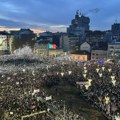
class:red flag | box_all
[52,44,56,49]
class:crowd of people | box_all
[0,56,84,120]
[77,62,120,120]
[0,54,120,120]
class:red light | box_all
[52,44,56,49]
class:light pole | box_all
[108,68,112,72]
[99,73,103,78]
[61,72,64,77]
[96,68,99,73]
[102,66,105,71]
[83,73,87,78]
[84,69,87,74]
[68,71,72,75]
[111,75,116,86]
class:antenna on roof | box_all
[115,17,118,23]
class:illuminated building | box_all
[71,51,90,61]
[91,50,107,60]
[0,35,14,55]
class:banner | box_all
[45,96,52,101]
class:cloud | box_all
[0,0,120,32]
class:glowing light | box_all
[61,72,64,76]
[85,85,89,90]
[99,73,102,77]
[111,75,115,80]
[84,70,87,73]
[83,73,87,78]
[105,96,110,104]
[96,68,99,73]
[108,68,112,72]
[84,66,87,70]
[68,71,72,75]
[102,66,105,71]
[111,79,116,86]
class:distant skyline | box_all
[0,0,120,32]
[0,27,44,33]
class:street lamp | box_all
[111,79,116,86]
[108,68,112,72]
[99,73,102,78]
[61,72,64,76]
[111,75,116,86]
[96,68,99,73]
[102,66,105,71]
[111,75,115,80]
[84,66,87,70]
[83,73,87,78]
[68,71,72,75]
[88,78,92,86]
[105,96,110,105]
[85,84,89,90]
[84,70,87,74]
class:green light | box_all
[48,44,52,49]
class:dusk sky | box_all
[0,0,120,32]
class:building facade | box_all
[111,23,120,42]
[67,10,90,36]
[91,50,107,60]
[61,35,80,53]
[0,35,14,55]
[107,42,120,60]
[60,35,70,52]
[71,51,90,61]
[80,42,91,52]
[71,54,88,61]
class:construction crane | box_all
[78,8,100,16]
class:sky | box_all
[0,0,120,33]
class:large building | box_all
[34,39,63,56]
[111,23,120,42]
[67,10,90,36]
[10,28,36,49]
[107,42,120,60]
[61,35,80,53]
[60,35,69,52]
[34,41,48,55]
[86,31,106,43]
[0,35,14,55]
[91,50,107,60]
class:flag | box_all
[48,43,56,49]
[48,44,52,49]
[52,44,56,49]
